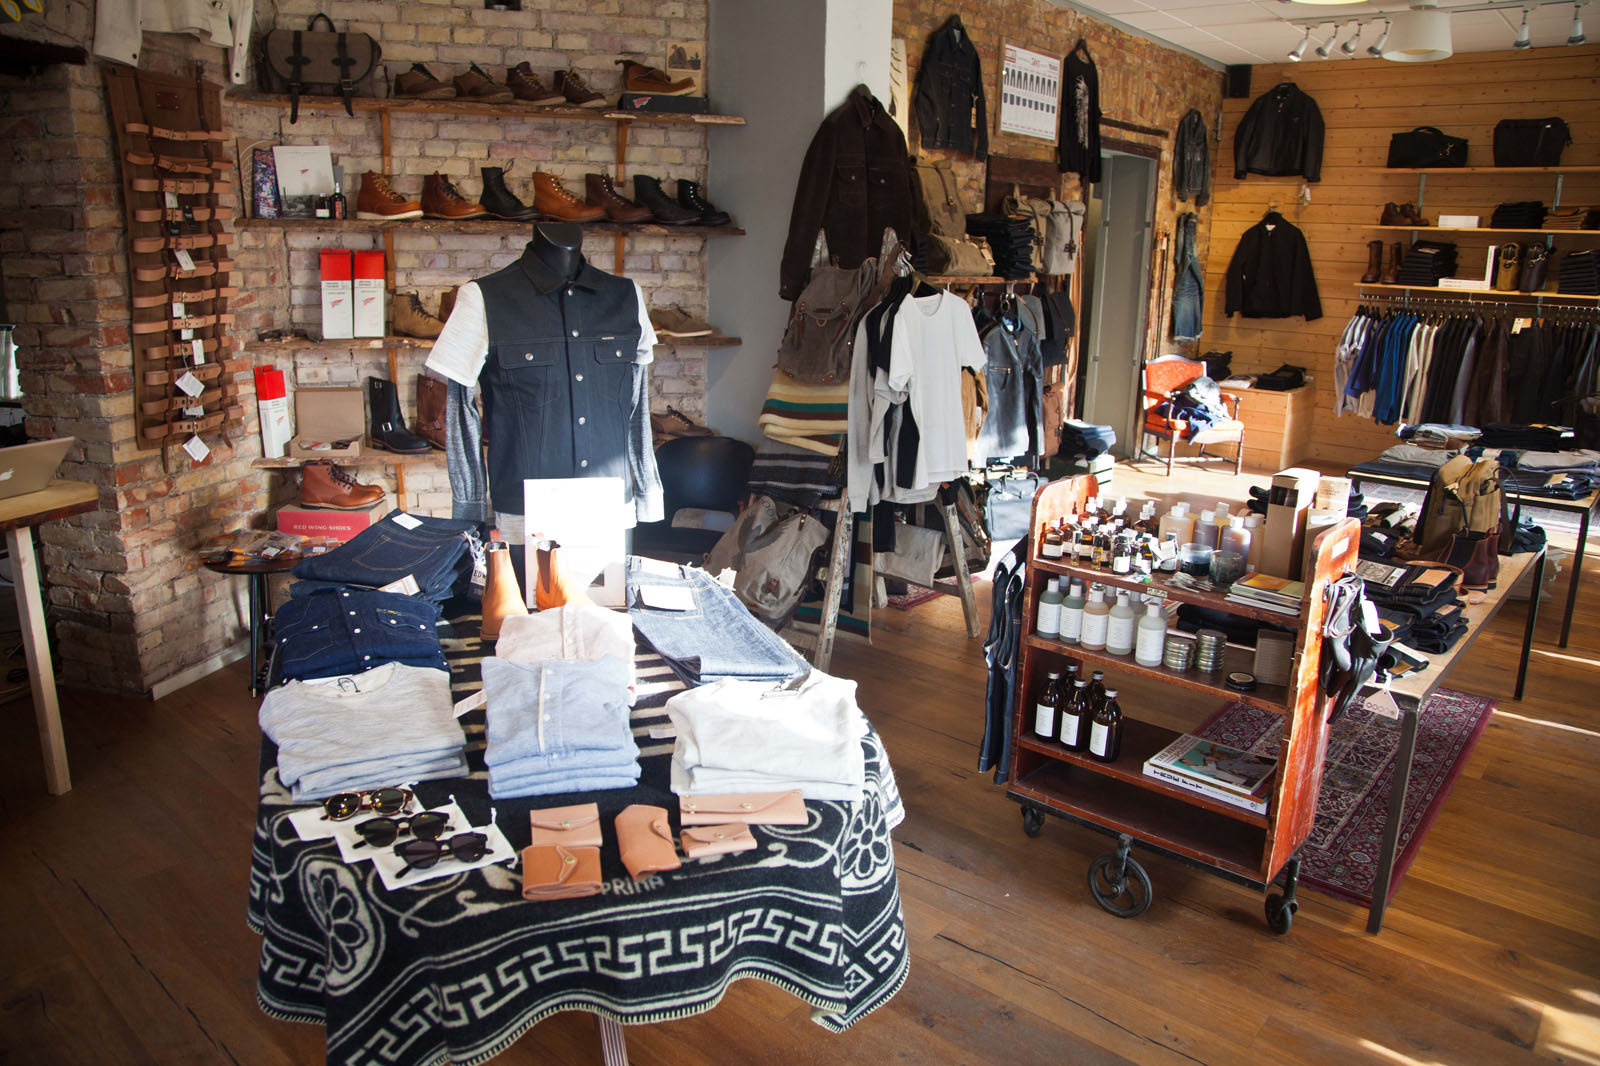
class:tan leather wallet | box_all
[614,804,681,881]
[521,844,603,901]
[529,802,603,848]
[680,823,758,859]
[679,790,807,827]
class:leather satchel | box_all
[257,13,382,123]
[983,468,1044,542]
[680,824,758,859]
[614,804,681,881]
[521,844,603,901]
[1386,126,1468,168]
[1493,117,1571,167]
[529,802,602,848]
[679,789,807,826]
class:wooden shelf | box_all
[1379,165,1600,174]
[1366,226,1600,237]
[655,332,740,347]
[927,274,1036,286]
[1024,632,1290,716]
[1015,718,1271,828]
[253,452,442,469]
[235,217,744,238]
[1354,283,1600,302]
[246,335,432,352]
[1031,556,1306,628]
[226,90,746,126]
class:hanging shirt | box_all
[974,317,1044,462]
[1223,213,1321,320]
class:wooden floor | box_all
[2,462,1596,1066]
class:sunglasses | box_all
[322,787,413,821]
[394,832,488,877]
[354,810,451,849]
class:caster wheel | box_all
[1265,892,1298,935]
[1087,852,1152,918]
[1021,806,1046,838]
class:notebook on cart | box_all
[0,437,74,500]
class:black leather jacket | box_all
[1175,108,1210,207]
[913,14,987,160]
[1233,82,1323,182]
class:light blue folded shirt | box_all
[482,654,638,769]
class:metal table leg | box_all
[597,1016,628,1066]
[1515,549,1545,701]
[247,573,262,698]
[1560,506,1588,649]
[1368,700,1420,934]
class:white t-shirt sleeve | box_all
[633,281,657,365]
[423,281,489,387]
[954,310,986,372]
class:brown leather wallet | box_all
[529,802,602,848]
[521,844,602,901]
[680,823,758,859]
[614,804,681,881]
[679,790,807,827]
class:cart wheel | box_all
[1087,852,1152,918]
[1020,806,1046,838]
[1265,892,1298,935]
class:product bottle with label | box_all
[1135,601,1168,667]
[330,176,348,220]
[1080,588,1110,650]
[1159,503,1196,545]
[1106,590,1137,655]
[1136,537,1157,576]
[1088,688,1124,761]
[1159,531,1181,572]
[1033,670,1064,739]
[1041,527,1065,560]
[1193,509,1220,550]
[1111,533,1133,575]
[1035,576,1064,639]
[1058,580,1086,644]
[1059,678,1091,751]
[1244,514,1265,572]
[1087,669,1106,711]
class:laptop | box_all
[0,437,75,501]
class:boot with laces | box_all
[631,174,698,224]
[356,172,422,220]
[507,62,565,105]
[422,173,489,220]
[454,63,514,102]
[531,172,606,222]
[299,461,385,511]
[584,172,652,223]
[676,179,731,226]
[393,292,445,339]
[481,165,539,221]
[554,68,607,108]
[615,59,696,95]
[393,63,455,100]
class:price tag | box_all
[171,301,185,319]
[379,573,421,596]
[453,690,487,718]
[173,248,196,272]
[391,512,423,530]
[164,192,180,209]
[174,370,205,397]
[182,434,210,462]
[1364,685,1401,721]
[191,338,206,363]
[183,405,205,418]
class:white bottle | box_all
[1106,591,1137,655]
[1080,587,1110,650]
[1135,601,1167,666]
[1059,580,1086,644]
[1036,576,1063,639]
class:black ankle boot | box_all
[632,175,699,224]
[676,179,731,226]
[366,377,432,454]
[481,165,538,221]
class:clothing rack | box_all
[1358,289,1600,320]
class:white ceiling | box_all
[1056,0,1587,67]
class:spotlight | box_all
[1341,22,1363,55]
[1315,23,1338,57]
[1513,7,1532,48]
[1288,27,1312,60]
[1367,18,1391,56]
[1570,2,1586,45]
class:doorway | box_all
[1076,146,1158,459]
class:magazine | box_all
[1144,765,1269,814]
[1144,734,1278,798]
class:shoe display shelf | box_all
[234,217,745,239]
[247,332,744,352]
[1006,474,1359,935]
[251,453,441,469]
[227,90,747,127]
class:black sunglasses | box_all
[322,787,413,821]
[354,810,451,849]
[394,832,488,877]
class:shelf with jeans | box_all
[1352,282,1600,302]
[1366,226,1600,238]
[227,90,746,127]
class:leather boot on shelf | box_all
[1361,239,1384,284]
[676,179,731,226]
[585,172,652,223]
[531,172,606,222]
[1380,242,1403,285]
[422,173,490,220]
[438,285,459,324]
[393,63,455,100]
[632,175,699,224]
[506,62,565,105]
[1399,202,1427,227]
[1496,242,1524,291]
[415,373,448,450]
[300,461,385,510]
[367,376,432,454]
[393,291,445,339]
[453,63,514,102]
[554,69,607,108]
[615,59,696,95]
[480,165,539,221]
[1520,242,1549,292]
[480,535,528,640]
[1379,201,1406,226]
[356,172,423,220]
[533,539,587,611]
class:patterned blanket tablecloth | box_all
[246,610,908,1066]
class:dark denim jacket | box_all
[913,15,987,160]
[1175,108,1210,207]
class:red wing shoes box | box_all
[615,93,710,114]
[276,502,383,542]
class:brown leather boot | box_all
[453,63,514,102]
[438,285,459,324]
[1361,239,1383,284]
[393,292,444,339]
[356,172,422,220]
[532,172,606,222]
[615,59,696,95]
[506,62,565,105]
[299,461,385,510]
[584,172,652,222]
[554,69,607,108]
[393,63,455,100]
[422,173,489,220]
[480,539,528,639]
[415,373,447,450]
[1380,242,1403,285]
[533,539,587,610]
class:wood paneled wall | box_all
[1200,45,1600,469]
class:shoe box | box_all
[276,502,383,542]
[287,386,364,459]
[615,92,709,114]
[253,366,292,459]
[352,250,385,338]
[321,250,354,340]
[1261,467,1321,580]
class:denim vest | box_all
[477,249,642,516]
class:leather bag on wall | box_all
[257,13,382,122]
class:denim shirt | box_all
[272,587,446,682]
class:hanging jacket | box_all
[1171,211,1204,341]
[1175,108,1210,207]
[1233,83,1324,182]
[913,14,987,160]
[1223,211,1321,320]
[1057,41,1102,184]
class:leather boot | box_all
[422,173,489,220]
[438,285,458,324]
[506,62,565,105]
[1380,242,1403,285]
[531,172,606,222]
[585,172,652,223]
[415,373,447,450]
[615,59,696,95]
[1379,202,1406,226]
[480,539,528,640]
[1496,242,1523,291]
[393,291,444,339]
[1361,239,1383,284]
[1520,242,1549,292]
[366,377,431,454]
[300,461,385,510]
[480,165,538,221]
[676,179,731,226]
[533,539,587,610]
[632,174,698,224]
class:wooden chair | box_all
[1140,356,1245,476]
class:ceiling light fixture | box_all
[1288,26,1313,59]
[1384,0,1453,62]
[1282,0,1365,5]
[1570,2,1587,44]
[1341,21,1365,54]
[1315,23,1339,56]
[1512,6,1533,47]
[1367,18,1391,55]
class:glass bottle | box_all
[1088,688,1124,761]
[1041,526,1065,560]
[330,176,347,220]
[1059,678,1091,751]
[1193,509,1220,550]
[1087,669,1107,713]
[1111,533,1132,575]
[1080,588,1110,650]
[1035,576,1064,639]
[1135,601,1168,667]
[1136,537,1157,576]
[1159,531,1181,572]
[1106,591,1137,656]
[1058,580,1086,644]
[1034,670,1064,739]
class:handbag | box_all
[912,161,991,276]
[776,261,878,384]
[1385,126,1468,168]
[257,13,382,123]
[983,469,1044,543]
[1493,117,1571,166]
[703,495,830,629]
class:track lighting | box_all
[1512,7,1532,47]
[1341,22,1364,55]
[1570,2,1586,45]
[1315,23,1338,57]
[1288,26,1312,59]
[1367,18,1391,55]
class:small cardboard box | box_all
[1260,467,1321,580]
[320,249,353,340]
[276,503,382,542]
[352,250,385,338]
[253,366,292,459]
[288,386,364,459]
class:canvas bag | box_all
[703,495,829,629]
[775,262,878,385]
[1002,184,1053,273]
[912,161,990,275]
[1415,454,1511,554]
[257,13,382,122]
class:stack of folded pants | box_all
[1057,419,1116,459]
[1366,562,1466,655]
[626,557,811,685]
[1478,424,1575,450]
[1395,242,1457,286]
[291,509,481,604]
[481,654,640,799]
[259,661,465,800]
[964,213,1035,278]
[272,586,447,682]
[1490,201,1546,229]
[664,669,868,801]
[1558,249,1600,295]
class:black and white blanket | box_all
[246,607,908,1066]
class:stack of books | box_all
[199,530,313,564]
[1143,735,1278,814]
[1225,572,1305,616]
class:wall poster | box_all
[998,43,1060,141]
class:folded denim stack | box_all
[1557,249,1600,295]
[1489,201,1546,229]
[1365,562,1466,655]
[1057,419,1117,459]
[664,669,868,801]
[481,655,639,799]
[626,557,811,685]
[259,662,465,799]
[1542,206,1587,231]
[291,509,481,604]
[1477,423,1574,450]
[1395,242,1457,286]
[964,213,1035,279]
[273,586,447,681]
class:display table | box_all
[247,609,909,1066]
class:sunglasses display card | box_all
[371,820,517,892]
[328,802,468,864]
